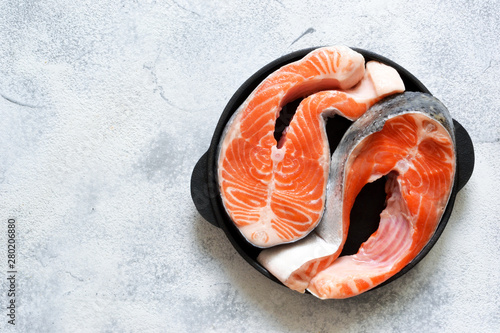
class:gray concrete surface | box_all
[0,1,499,332]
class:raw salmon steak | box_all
[261,92,456,298]
[217,46,404,247]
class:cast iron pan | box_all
[190,47,475,294]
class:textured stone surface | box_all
[0,0,499,332]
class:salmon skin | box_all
[217,46,404,248]
[259,92,456,298]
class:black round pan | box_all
[190,47,475,294]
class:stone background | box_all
[1,1,499,332]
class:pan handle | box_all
[454,119,475,191]
[190,151,219,227]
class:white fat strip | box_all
[257,233,341,284]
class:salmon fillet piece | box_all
[260,92,456,298]
[218,46,404,248]
[309,93,456,299]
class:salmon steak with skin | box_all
[260,92,456,298]
[217,46,404,248]
[308,92,456,299]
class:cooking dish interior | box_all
[191,47,475,290]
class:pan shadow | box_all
[192,203,455,332]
